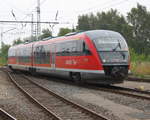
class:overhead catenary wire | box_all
[40,0,47,6]
[75,0,129,15]
[57,0,129,24]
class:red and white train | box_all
[8,30,130,84]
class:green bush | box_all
[130,48,150,62]
[129,48,150,76]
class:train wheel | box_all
[70,72,82,83]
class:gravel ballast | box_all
[0,70,53,120]
[28,74,150,120]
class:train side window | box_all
[40,46,44,63]
[43,45,50,64]
[61,42,67,56]
[76,40,82,54]
[55,40,91,56]
[35,46,41,64]
[34,45,50,64]
[56,43,61,56]
[72,47,76,52]
[66,42,72,54]
[70,41,77,55]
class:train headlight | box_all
[103,59,106,63]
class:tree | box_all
[127,4,150,55]
[0,42,10,65]
[77,15,91,30]
[58,28,72,36]
[39,29,52,40]
[13,38,23,45]
[77,9,133,47]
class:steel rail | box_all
[0,108,17,120]
[111,85,150,96]
[127,77,150,83]
[20,69,150,101]
[89,85,150,101]
[6,71,62,120]
[22,75,109,120]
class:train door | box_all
[50,44,56,69]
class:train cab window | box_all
[82,42,91,55]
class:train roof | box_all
[9,30,121,49]
[84,30,122,40]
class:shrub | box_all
[129,48,150,75]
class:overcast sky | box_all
[0,0,150,45]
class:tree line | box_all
[77,4,150,56]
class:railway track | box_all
[27,72,150,101]
[6,70,109,120]
[0,108,17,120]
[93,85,150,101]
[28,72,150,101]
[127,76,150,83]
[20,71,150,101]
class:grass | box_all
[129,48,150,77]
[0,58,7,66]
[131,62,150,77]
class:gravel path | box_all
[28,74,150,120]
[0,70,54,120]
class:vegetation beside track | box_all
[130,49,150,77]
[0,43,10,66]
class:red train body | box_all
[8,30,130,84]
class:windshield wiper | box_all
[112,42,121,51]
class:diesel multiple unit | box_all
[8,30,130,84]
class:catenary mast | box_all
[37,0,41,40]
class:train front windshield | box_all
[93,35,128,51]
[86,30,129,64]
[86,30,128,51]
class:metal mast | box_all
[37,0,41,40]
[30,13,34,42]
